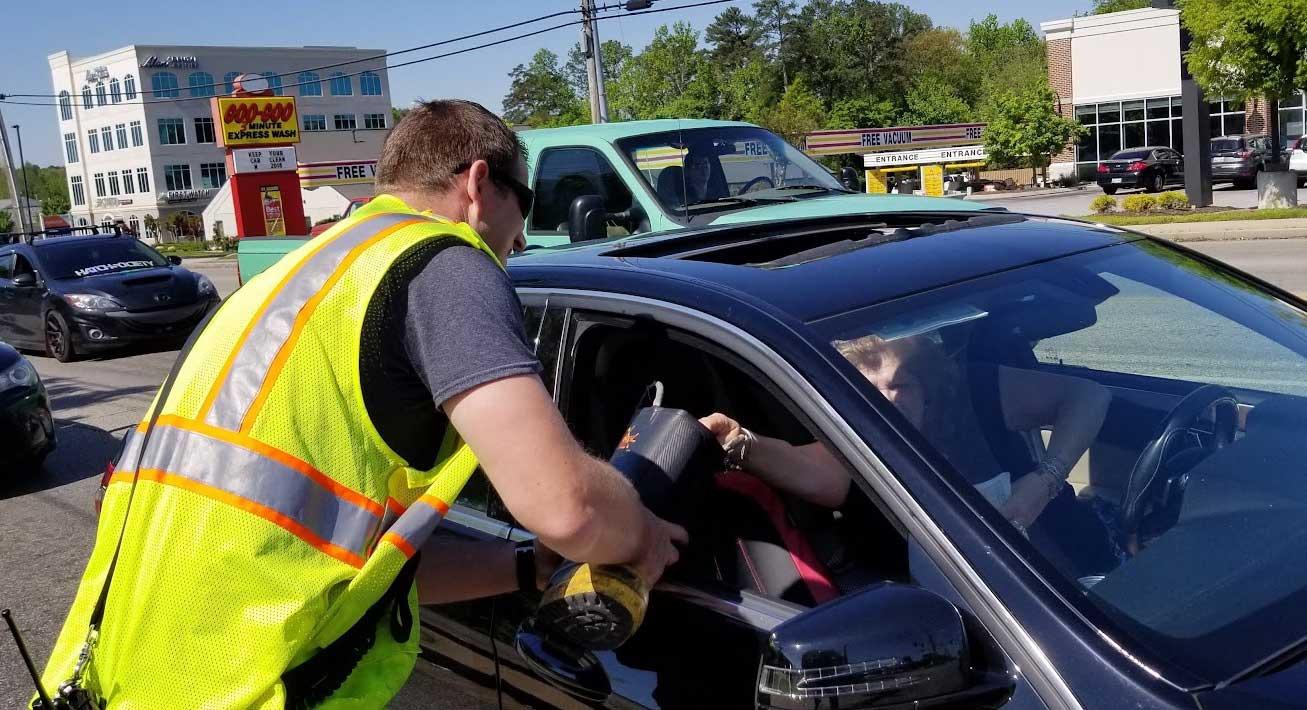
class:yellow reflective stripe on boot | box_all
[117,417,386,567]
[201,211,430,431]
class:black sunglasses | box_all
[455,162,534,219]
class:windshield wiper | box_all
[1220,633,1307,688]
[771,184,853,193]
[683,194,794,209]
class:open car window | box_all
[814,239,1307,685]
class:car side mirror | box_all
[757,582,1013,709]
[567,194,608,243]
[840,166,862,191]
[12,272,36,288]
[515,620,612,703]
[168,255,183,266]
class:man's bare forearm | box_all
[543,453,649,565]
[416,537,517,605]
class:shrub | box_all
[1122,194,1158,213]
[1090,195,1118,214]
[1157,191,1189,210]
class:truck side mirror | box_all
[567,195,608,243]
[12,272,37,288]
[757,582,1013,709]
[840,166,862,191]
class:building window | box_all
[124,74,137,100]
[108,172,121,196]
[58,91,72,121]
[265,73,282,96]
[116,123,128,149]
[78,218,88,227]
[199,162,227,189]
[158,118,186,145]
[121,169,135,194]
[1210,99,1247,138]
[100,217,113,229]
[297,71,322,96]
[329,72,351,96]
[194,117,216,144]
[164,164,192,191]
[95,83,107,106]
[136,167,150,193]
[64,133,78,164]
[1073,95,1183,178]
[303,114,326,131]
[130,120,143,147]
[1278,93,1305,144]
[100,126,114,152]
[151,72,180,98]
[128,215,140,234]
[110,78,122,103]
[88,129,99,154]
[70,176,85,206]
[189,72,216,98]
[82,86,93,109]
[93,173,106,197]
[334,114,356,131]
[359,71,382,96]
[223,72,241,95]
[363,113,386,130]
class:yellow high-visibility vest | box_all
[41,195,500,708]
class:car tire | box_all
[1147,172,1164,193]
[1102,186,1118,195]
[45,311,77,363]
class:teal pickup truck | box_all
[237,119,986,282]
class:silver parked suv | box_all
[1210,134,1271,189]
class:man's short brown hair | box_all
[375,99,526,195]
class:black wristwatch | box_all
[514,539,537,593]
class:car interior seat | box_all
[655,167,687,209]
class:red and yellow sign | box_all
[261,186,286,236]
[216,96,300,147]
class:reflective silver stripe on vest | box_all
[140,424,383,558]
[115,428,147,475]
[383,497,448,553]
[205,211,431,431]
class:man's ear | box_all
[465,159,490,205]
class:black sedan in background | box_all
[0,341,54,473]
[1097,146,1185,194]
[0,233,219,361]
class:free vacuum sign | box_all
[215,96,300,147]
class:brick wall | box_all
[1047,37,1078,163]
[1245,97,1269,134]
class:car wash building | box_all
[1042,6,1287,183]
[48,44,391,238]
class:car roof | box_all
[517,119,754,150]
[509,213,1140,323]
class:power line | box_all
[1,0,736,107]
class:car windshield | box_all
[814,240,1307,684]
[1211,138,1244,152]
[615,126,845,216]
[1111,149,1152,160]
[37,239,169,279]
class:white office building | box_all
[48,44,393,238]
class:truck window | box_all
[530,148,634,235]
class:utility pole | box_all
[0,108,30,234]
[12,125,35,232]
[582,0,609,123]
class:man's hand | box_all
[1000,473,1058,528]
[533,539,563,591]
[630,510,689,588]
[699,412,741,448]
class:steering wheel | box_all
[739,176,774,194]
[1120,385,1239,537]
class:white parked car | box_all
[1288,136,1307,185]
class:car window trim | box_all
[516,286,1085,710]
[527,144,638,237]
[445,504,513,540]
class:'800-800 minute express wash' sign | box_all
[215,96,300,147]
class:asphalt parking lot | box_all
[978,182,1307,217]
[2,237,1306,708]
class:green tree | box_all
[564,40,634,99]
[755,0,799,88]
[756,75,825,145]
[1092,0,1149,13]
[609,23,717,120]
[825,97,899,129]
[902,76,971,126]
[502,49,583,127]
[1180,0,1307,161]
[391,106,411,126]
[967,14,1047,113]
[984,84,1087,183]
[903,27,980,108]
[717,57,780,123]
[42,192,70,217]
[0,209,14,234]
[706,6,763,69]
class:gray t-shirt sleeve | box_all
[403,245,543,409]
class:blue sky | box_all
[0,0,1087,165]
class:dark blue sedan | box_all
[417,211,1307,710]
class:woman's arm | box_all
[416,537,561,605]
[700,413,851,508]
[998,365,1112,470]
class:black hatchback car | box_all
[414,212,1307,709]
[0,340,54,473]
[1096,146,1184,194]
[0,231,219,361]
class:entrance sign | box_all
[863,145,988,168]
[215,96,300,147]
[233,147,297,174]
[806,123,986,156]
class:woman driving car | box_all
[701,332,1122,579]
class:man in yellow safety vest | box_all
[39,99,685,708]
